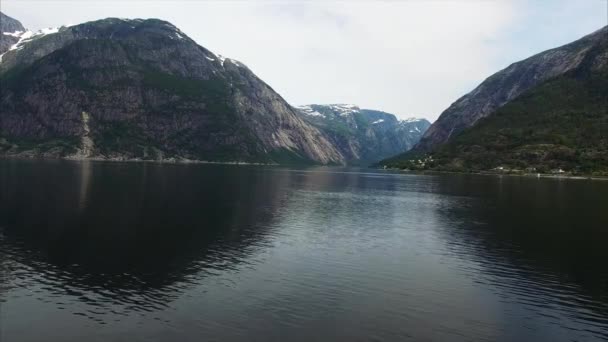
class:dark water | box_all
[0,160,607,342]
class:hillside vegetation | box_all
[382,68,608,176]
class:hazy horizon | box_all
[3,0,606,121]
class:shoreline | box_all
[3,155,608,181]
[0,154,278,166]
[381,167,608,181]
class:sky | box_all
[2,0,607,121]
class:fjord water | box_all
[0,160,607,342]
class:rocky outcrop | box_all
[0,12,24,33]
[414,25,608,152]
[0,12,26,55]
[0,16,345,164]
[296,104,430,164]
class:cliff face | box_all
[414,26,608,152]
[297,104,430,164]
[0,15,345,164]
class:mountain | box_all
[382,26,608,175]
[0,13,345,164]
[0,12,26,55]
[296,104,430,164]
[412,26,608,153]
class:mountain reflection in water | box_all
[0,160,607,342]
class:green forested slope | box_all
[382,68,608,175]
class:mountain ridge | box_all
[381,25,608,174]
[412,25,608,153]
[0,13,431,165]
[0,14,348,164]
[296,104,430,164]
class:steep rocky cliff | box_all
[297,104,430,164]
[0,14,345,164]
[413,26,608,152]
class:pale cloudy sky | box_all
[3,0,607,121]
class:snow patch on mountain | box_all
[328,104,360,116]
[2,31,24,37]
[398,118,426,130]
[0,26,64,62]
[215,54,242,67]
[295,104,431,163]
[401,117,424,123]
[297,105,325,117]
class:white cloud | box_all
[2,1,606,121]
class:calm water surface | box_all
[0,160,607,341]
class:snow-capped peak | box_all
[0,26,64,63]
[296,104,363,119]
[327,104,360,116]
[297,105,325,117]
[333,104,358,109]
[398,118,427,133]
[400,117,423,123]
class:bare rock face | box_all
[0,17,345,164]
[414,26,608,152]
[296,104,430,164]
[0,12,26,55]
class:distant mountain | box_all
[382,26,608,175]
[0,12,26,55]
[0,13,345,164]
[296,104,430,164]
[412,26,608,153]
